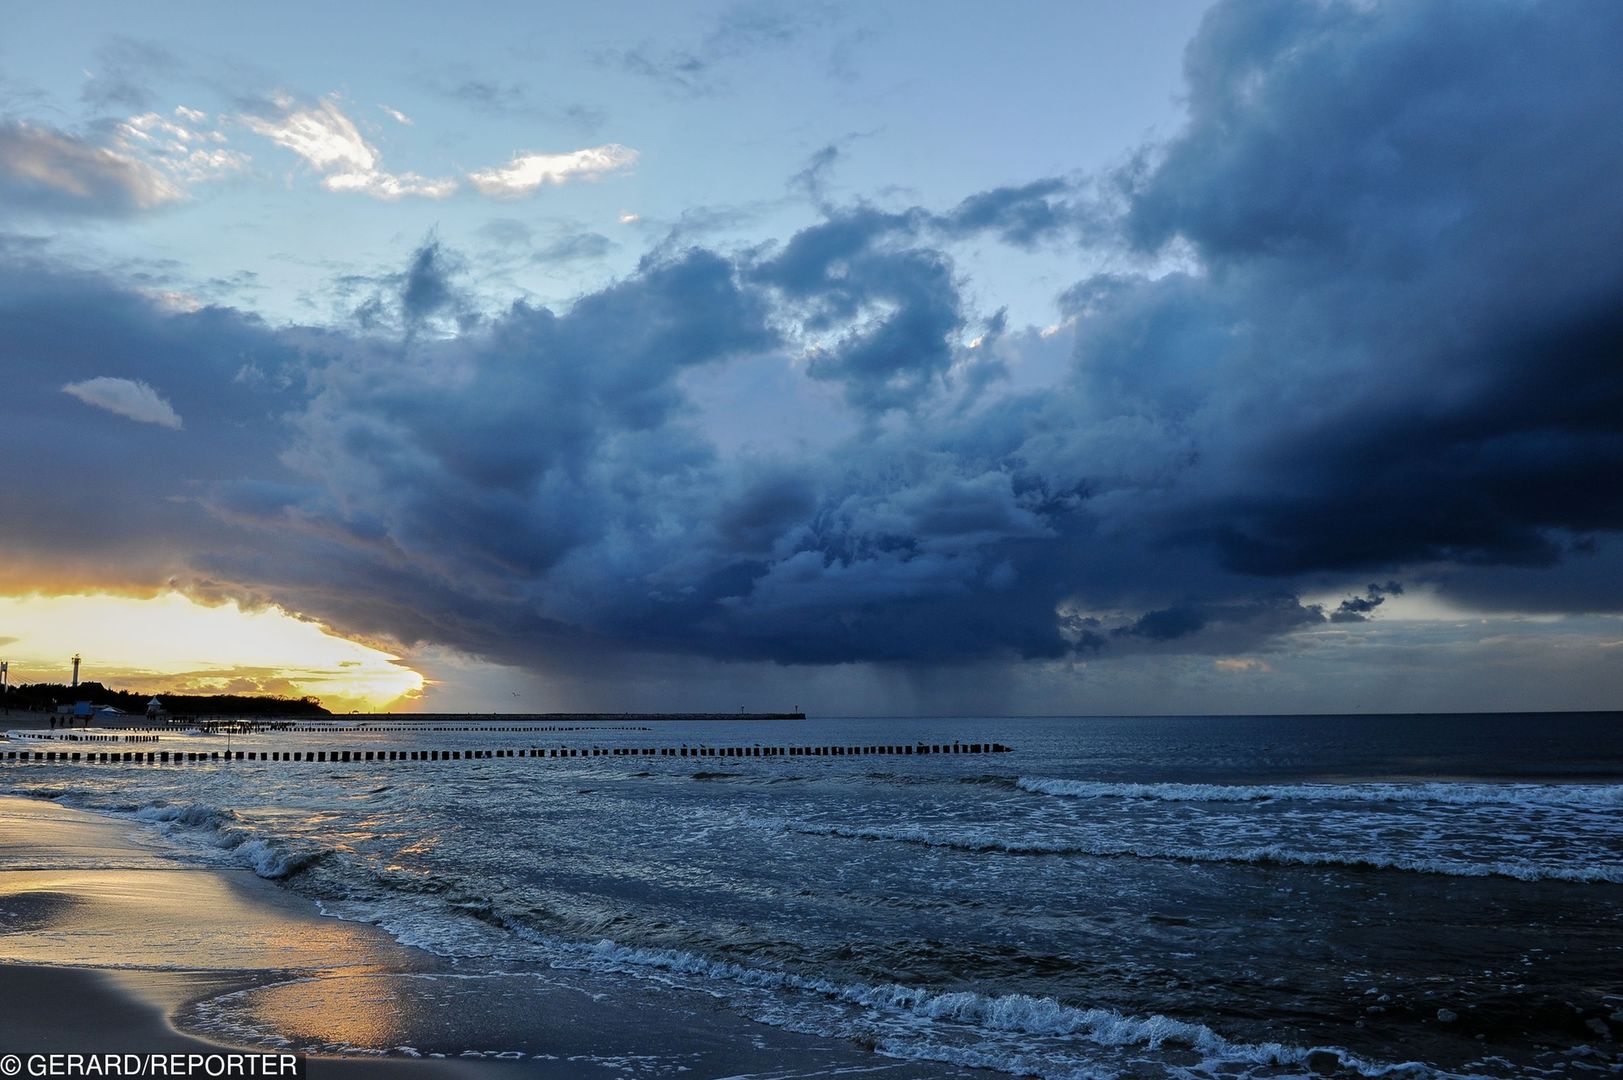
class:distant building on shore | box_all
[146,697,165,720]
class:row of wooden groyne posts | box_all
[7,731,161,743]
[277,724,656,733]
[7,724,656,736]
[1,741,1013,766]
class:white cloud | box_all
[170,147,251,183]
[121,111,193,145]
[467,144,638,197]
[118,109,248,184]
[239,96,637,203]
[324,169,457,199]
[244,96,377,173]
[0,121,182,213]
[63,377,184,429]
[618,210,641,224]
[244,95,455,201]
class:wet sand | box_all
[0,796,968,1079]
[0,796,513,1077]
[0,966,524,1080]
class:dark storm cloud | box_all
[1330,583,1404,624]
[1113,595,1331,655]
[0,249,311,591]
[753,208,963,415]
[1100,0,1623,581]
[401,240,464,325]
[5,0,1623,679]
[342,240,477,334]
[272,247,780,596]
[936,179,1078,249]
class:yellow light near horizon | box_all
[0,592,423,712]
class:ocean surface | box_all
[4,713,1622,1078]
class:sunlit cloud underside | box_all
[0,592,423,712]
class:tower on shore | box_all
[71,653,81,689]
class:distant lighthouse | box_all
[71,653,81,689]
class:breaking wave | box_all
[785,821,1623,884]
[130,800,329,879]
[558,939,1431,1078]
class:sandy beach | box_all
[0,795,969,1079]
[0,796,512,1078]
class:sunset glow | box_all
[0,592,423,712]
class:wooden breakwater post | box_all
[0,741,1013,766]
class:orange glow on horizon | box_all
[0,591,424,712]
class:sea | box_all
[4,713,1621,1078]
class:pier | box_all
[339,712,810,723]
[0,713,806,733]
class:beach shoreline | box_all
[0,794,971,1079]
[0,796,523,1078]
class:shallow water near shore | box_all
[4,713,1621,1078]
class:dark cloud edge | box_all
[4,0,1623,681]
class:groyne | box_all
[5,731,160,743]
[1,741,1011,766]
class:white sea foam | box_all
[134,801,240,828]
[566,939,1430,1077]
[233,836,327,879]
[1016,777,1623,809]
[784,821,1623,883]
[129,799,328,879]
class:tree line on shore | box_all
[0,680,330,716]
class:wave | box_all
[129,800,329,879]
[562,939,1430,1078]
[293,871,1437,1077]
[134,801,241,829]
[1017,777,1623,809]
[42,791,1457,1078]
[785,821,1623,884]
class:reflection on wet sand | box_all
[0,796,974,1078]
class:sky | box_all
[2,0,1621,715]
